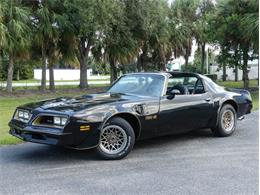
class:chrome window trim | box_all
[161,73,171,96]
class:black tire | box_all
[96,117,135,160]
[211,104,237,137]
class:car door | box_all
[157,77,214,136]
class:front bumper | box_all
[9,121,74,146]
[9,119,101,149]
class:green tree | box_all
[64,0,104,89]
[33,0,64,91]
[102,0,137,83]
[0,0,30,92]
[124,0,170,72]
[211,0,258,88]
[170,0,199,69]
[194,0,215,74]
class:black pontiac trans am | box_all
[9,72,252,160]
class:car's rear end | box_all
[227,88,253,116]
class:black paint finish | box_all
[9,72,253,149]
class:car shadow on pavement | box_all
[2,128,214,163]
[134,128,214,151]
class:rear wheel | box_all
[211,104,237,137]
[96,117,135,160]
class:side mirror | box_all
[167,89,180,100]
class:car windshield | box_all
[108,74,165,97]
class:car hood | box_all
[20,93,138,113]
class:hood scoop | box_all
[38,93,122,111]
[40,97,79,110]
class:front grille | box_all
[33,115,54,126]
[32,114,68,129]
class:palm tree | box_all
[214,0,258,89]
[194,0,215,74]
[170,0,199,69]
[0,0,30,92]
[240,0,259,85]
[124,0,171,72]
[33,0,62,91]
[102,0,137,83]
[168,18,190,65]
[63,0,103,89]
[0,2,6,72]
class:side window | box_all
[184,77,197,93]
[166,76,205,95]
[167,77,184,88]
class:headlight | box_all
[14,109,31,122]
[61,118,67,125]
[54,117,61,125]
[53,116,68,126]
[24,112,29,119]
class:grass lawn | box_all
[251,91,259,110]
[0,80,258,146]
[217,79,258,88]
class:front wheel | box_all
[96,117,135,160]
[211,104,237,137]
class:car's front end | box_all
[9,104,102,149]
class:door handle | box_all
[205,98,211,102]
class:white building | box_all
[210,59,258,81]
[34,69,92,80]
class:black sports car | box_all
[9,72,252,159]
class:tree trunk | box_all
[122,65,126,74]
[110,57,117,84]
[234,65,238,82]
[6,51,14,93]
[49,63,55,91]
[142,55,148,71]
[242,46,249,89]
[17,68,20,81]
[140,44,148,71]
[234,48,239,82]
[41,45,47,91]
[242,66,249,89]
[137,55,141,72]
[222,64,226,81]
[161,62,166,71]
[79,55,88,89]
[79,37,91,89]
[0,50,2,79]
[201,43,206,74]
[184,47,189,71]
[256,56,259,86]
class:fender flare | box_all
[215,98,238,125]
[99,112,142,139]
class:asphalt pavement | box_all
[0,111,258,195]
